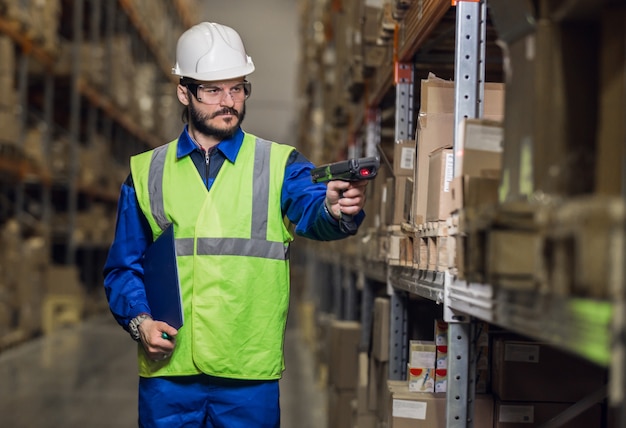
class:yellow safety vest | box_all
[130,133,295,379]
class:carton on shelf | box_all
[426,147,454,222]
[494,400,602,428]
[451,118,503,212]
[393,140,416,177]
[328,320,361,390]
[372,297,390,362]
[413,74,504,226]
[408,340,436,393]
[491,338,607,403]
[386,380,494,428]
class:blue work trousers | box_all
[138,375,280,428]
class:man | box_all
[103,22,369,427]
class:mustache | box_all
[211,108,239,118]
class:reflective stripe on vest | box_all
[146,138,287,260]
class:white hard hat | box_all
[172,22,255,81]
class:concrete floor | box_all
[0,312,326,428]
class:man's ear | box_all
[177,84,190,106]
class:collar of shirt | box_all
[176,125,245,163]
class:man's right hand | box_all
[138,318,178,361]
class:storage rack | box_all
[298,0,625,426]
[0,0,201,348]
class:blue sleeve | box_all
[103,179,153,329]
[282,151,365,240]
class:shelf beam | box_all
[0,17,55,69]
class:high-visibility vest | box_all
[130,133,295,379]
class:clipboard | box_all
[143,224,184,329]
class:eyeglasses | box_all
[185,81,251,104]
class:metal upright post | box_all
[365,108,381,158]
[332,263,343,319]
[42,73,54,256]
[359,273,375,352]
[388,286,408,380]
[86,0,102,142]
[387,58,414,381]
[446,1,487,427]
[394,62,414,142]
[14,50,29,230]
[452,0,486,177]
[66,0,84,264]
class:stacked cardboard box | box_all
[367,297,391,426]
[411,73,504,229]
[490,0,617,201]
[327,320,361,428]
[408,340,436,393]
[386,380,494,427]
[491,336,606,427]
[353,352,378,428]
[450,119,503,214]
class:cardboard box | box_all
[408,341,436,393]
[380,177,393,227]
[486,229,540,283]
[596,8,625,195]
[475,322,491,393]
[327,386,356,428]
[491,338,607,403]
[450,175,500,212]
[386,176,411,225]
[356,352,370,415]
[370,358,389,418]
[434,320,448,346]
[408,367,435,393]
[426,147,454,222]
[434,368,447,393]
[458,118,504,177]
[414,114,454,225]
[387,381,494,428]
[372,297,390,362]
[494,400,602,427]
[418,75,504,119]
[354,412,377,428]
[534,20,597,196]
[394,140,416,177]
[499,34,536,203]
[328,320,361,390]
[414,75,504,225]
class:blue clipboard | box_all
[143,224,184,329]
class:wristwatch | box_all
[128,314,151,341]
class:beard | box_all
[189,102,246,140]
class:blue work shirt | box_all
[103,126,364,329]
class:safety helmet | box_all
[172,22,255,81]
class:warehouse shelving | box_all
[0,0,201,348]
[300,0,624,426]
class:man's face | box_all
[181,78,248,140]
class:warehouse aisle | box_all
[0,312,326,428]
